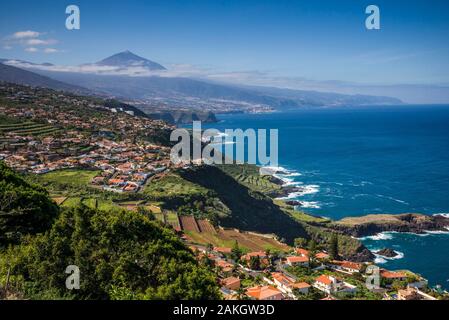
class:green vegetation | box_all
[40,169,101,187]
[275,200,330,224]
[0,205,220,300]
[0,162,221,300]
[216,164,282,195]
[0,161,58,245]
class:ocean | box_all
[202,105,449,289]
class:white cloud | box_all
[44,48,59,53]
[12,30,40,39]
[3,45,12,50]
[26,39,57,46]
[24,47,38,52]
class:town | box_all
[0,83,176,193]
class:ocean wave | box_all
[298,201,321,209]
[276,185,320,200]
[374,256,387,264]
[425,229,449,235]
[284,172,302,177]
[358,232,394,241]
[261,166,289,173]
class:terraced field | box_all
[185,228,291,253]
[179,215,200,232]
[0,121,60,136]
[166,211,180,231]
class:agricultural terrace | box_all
[0,119,60,137]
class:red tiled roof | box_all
[291,282,311,289]
[246,286,282,300]
[315,252,330,259]
[315,275,333,285]
[286,256,309,263]
[295,248,310,256]
[380,270,407,279]
[221,277,240,287]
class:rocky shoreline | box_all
[331,213,449,238]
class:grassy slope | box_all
[33,166,369,260]
[40,169,101,186]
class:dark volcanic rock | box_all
[376,248,398,258]
[332,213,449,238]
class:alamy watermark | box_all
[170,121,278,167]
[65,265,80,290]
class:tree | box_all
[249,256,261,271]
[294,238,308,248]
[0,161,58,246]
[231,241,242,261]
[329,234,339,260]
[0,205,221,300]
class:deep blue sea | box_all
[202,105,449,289]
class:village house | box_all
[220,277,241,291]
[315,252,330,260]
[270,272,311,297]
[380,270,408,282]
[313,275,357,295]
[241,251,270,269]
[215,259,235,273]
[330,260,364,274]
[246,285,284,301]
[295,248,309,257]
[285,255,309,267]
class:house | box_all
[295,248,309,257]
[313,275,357,295]
[330,260,363,274]
[271,272,310,296]
[291,282,311,295]
[315,252,330,260]
[246,285,284,300]
[221,277,241,291]
[285,256,309,267]
[313,275,335,294]
[215,260,235,273]
[241,251,269,269]
[380,270,408,282]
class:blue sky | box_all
[1,0,449,87]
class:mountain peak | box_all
[97,51,166,70]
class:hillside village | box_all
[188,241,441,301]
[0,83,177,193]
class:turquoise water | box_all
[202,106,449,289]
